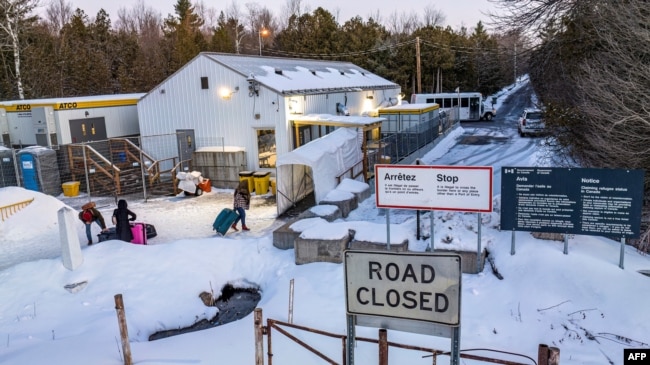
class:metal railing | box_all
[254,308,554,365]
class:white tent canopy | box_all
[275,127,362,216]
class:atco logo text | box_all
[58,102,78,109]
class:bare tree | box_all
[44,0,72,34]
[572,0,650,169]
[385,10,419,35]
[487,0,581,35]
[278,0,309,29]
[0,0,39,100]
[422,4,445,27]
[242,3,278,54]
[194,0,218,35]
[225,0,247,54]
[115,0,162,38]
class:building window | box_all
[200,77,209,90]
[257,129,276,168]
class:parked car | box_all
[518,108,546,136]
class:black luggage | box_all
[97,227,118,242]
[213,208,239,236]
[145,223,157,239]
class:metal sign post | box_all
[477,213,482,273]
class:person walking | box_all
[231,180,251,231]
[112,199,137,242]
[78,202,108,245]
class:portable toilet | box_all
[0,146,18,188]
[17,146,61,196]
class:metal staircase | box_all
[66,139,183,198]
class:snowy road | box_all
[423,82,553,195]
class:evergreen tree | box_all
[208,12,236,53]
[162,0,207,72]
[275,7,340,57]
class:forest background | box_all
[0,0,648,247]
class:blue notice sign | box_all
[501,167,644,238]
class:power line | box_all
[249,37,537,59]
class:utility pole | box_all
[514,43,517,84]
[416,37,422,93]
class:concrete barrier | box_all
[272,217,329,250]
[272,219,300,250]
[298,204,342,222]
[319,190,357,218]
[336,178,371,203]
[294,225,352,265]
[348,239,408,252]
[435,248,487,274]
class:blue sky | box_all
[68,0,493,29]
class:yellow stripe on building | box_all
[2,99,140,112]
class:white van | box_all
[410,92,496,121]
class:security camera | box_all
[247,73,256,83]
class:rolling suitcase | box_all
[145,223,157,239]
[97,227,118,242]
[212,208,239,236]
[130,222,147,245]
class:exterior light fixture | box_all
[220,86,239,100]
[258,28,269,56]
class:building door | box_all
[70,117,107,143]
[176,129,195,171]
[469,97,480,121]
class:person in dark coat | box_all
[231,180,251,231]
[112,199,136,242]
[78,204,108,245]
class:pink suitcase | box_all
[130,222,147,245]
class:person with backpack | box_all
[112,199,137,242]
[78,202,108,245]
[231,180,251,231]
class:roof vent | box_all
[275,68,283,75]
[309,69,317,76]
[339,70,345,75]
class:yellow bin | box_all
[253,171,271,195]
[238,171,254,193]
[269,177,276,195]
[62,181,80,197]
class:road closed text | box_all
[355,261,449,312]
[345,251,461,325]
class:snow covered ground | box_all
[1,79,649,365]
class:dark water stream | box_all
[149,284,261,341]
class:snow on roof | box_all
[378,103,439,113]
[204,53,398,95]
[291,113,385,126]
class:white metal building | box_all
[0,93,144,148]
[136,53,401,172]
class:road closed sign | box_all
[345,251,461,326]
[374,164,493,212]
